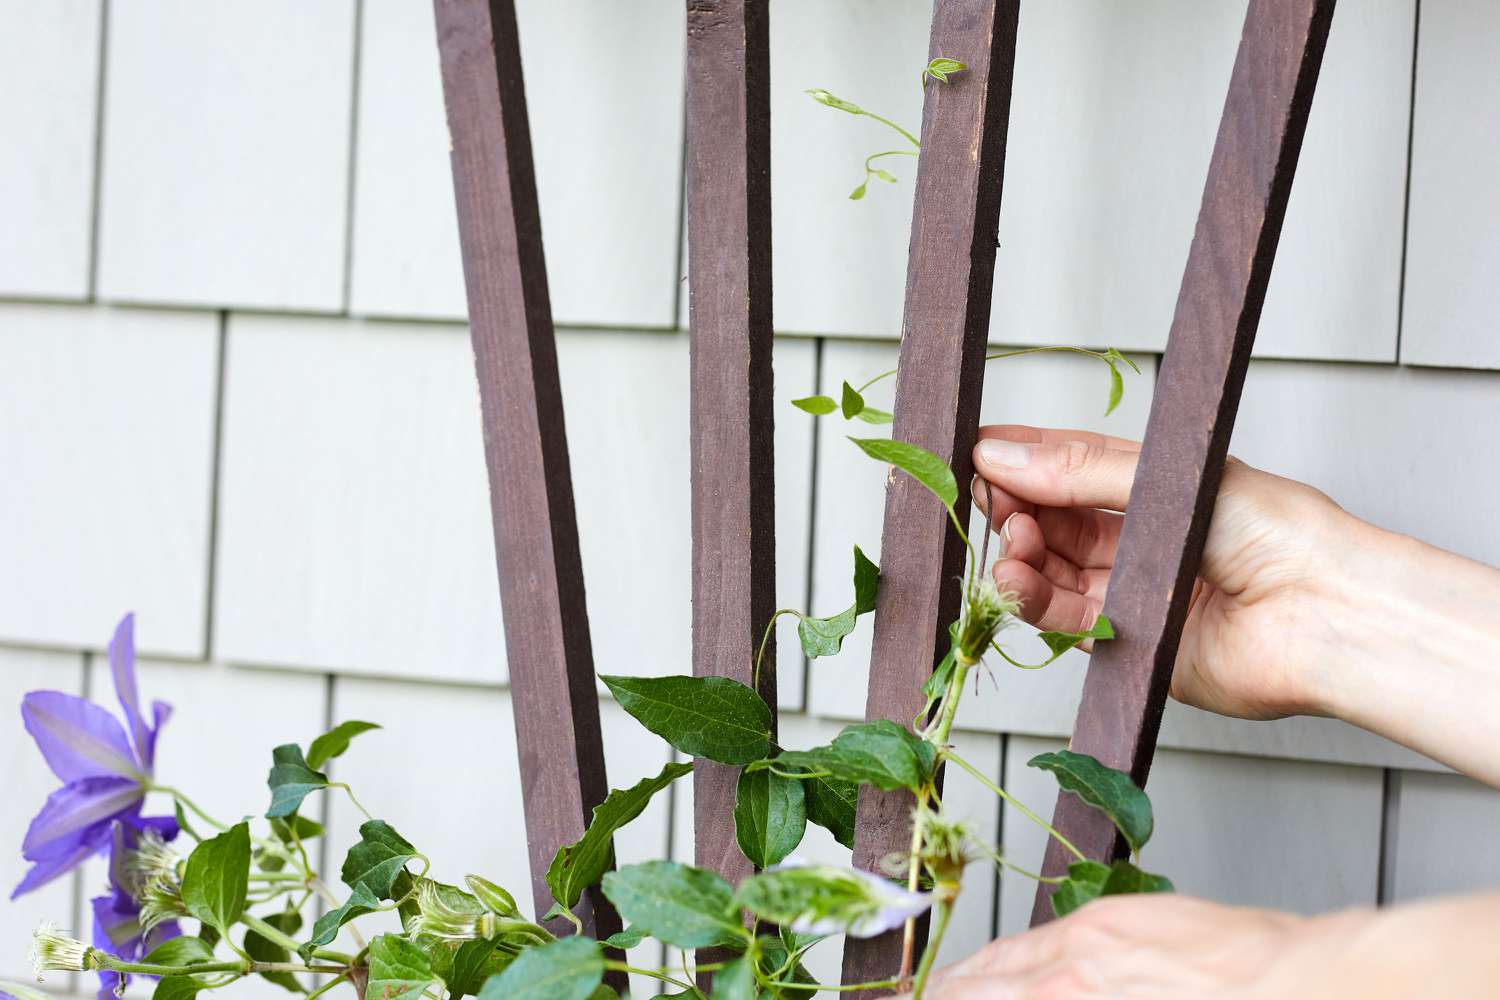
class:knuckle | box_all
[1054,440,1102,479]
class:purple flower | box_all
[13,614,174,899]
[90,822,182,1000]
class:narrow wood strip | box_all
[432,0,623,955]
[684,0,777,890]
[1030,0,1336,925]
[842,0,1019,990]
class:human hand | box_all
[893,893,1314,999]
[970,425,1355,721]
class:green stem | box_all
[240,914,355,964]
[928,662,973,744]
[857,110,920,148]
[602,962,700,995]
[302,974,349,1000]
[898,788,931,981]
[910,900,954,999]
[149,785,228,832]
[331,783,374,822]
[248,872,307,883]
[945,751,1086,862]
[856,345,1121,396]
[97,958,344,977]
[753,609,803,692]
[763,979,901,993]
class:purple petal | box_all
[133,813,180,842]
[108,614,155,772]
[92,892,142,957]
[142,700,172,771]
[22,777,143,856]
[96,971,125,1000]
[22,691,142,782]
[10,817,113,898]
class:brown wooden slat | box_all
[842,1,1019,990]
[684,0,777,890]
[1030,0,1335,925]
[432,0,624,956]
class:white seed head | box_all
[956,580,1021,664]
[30,923,91,978]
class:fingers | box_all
[973,428,1141,513]
[975,482,1125,571]
[978,423,1142,454]
[993,556,1102,634]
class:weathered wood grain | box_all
[684,0,778,893]
[431,0,622,957]
[1030,0,1335,925]
[842,1,1019,991]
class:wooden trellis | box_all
[433,0,1333,992]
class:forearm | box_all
[1312,516,1500,786]
[1255,893,1500,999]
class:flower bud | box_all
[804,88,863,115]
[409,880,486,941]
[30,924,95,977]
[463,874,518,918]
[917,812,973,888]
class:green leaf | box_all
[849,182,867,201]
[923,57,967,84]
[1049,860,1110,918]
[922,621,963,708]
[600,675,772,765]
[1106,364,1124,416]
[480,936,604,1000]
[1101,859,1174,897]
[271,814,325,843]
[244,911,304,993]
[265,744,329,818]
[548,760,693,909]
[1027,749,1153,855]
[734,863,928,937]
[797,545,879,660]
[342,819,419,898]
[854,407,893,425]
[600,861,744,949]
[848,437,958,509]
[1037,615,1114,659]
[870,168,898,184]
[448,936,515,998]
[365,934,437,1000]
[140,937,216,967]
[173,801,201,842]
[839,381,864,419]
[601,925,648,950]
[790,395,837,416]
[756,935,817,1000]
[301,883,380,960]
[712,955,758,1000]
[181,822,250,934]
[734,768,807,868]
[801,772,857,850]
[153,976,209,1000]
[306,720,381,770]
[769,720,936,793]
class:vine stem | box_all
[897,785,929,984]
[910,899,953,998]
[602,961,700,995]
[855,345,1123,396]
[763,979,902,994]
[149,784,228,832]
[753,609,803,692]
[945,751,1086,862]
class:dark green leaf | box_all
[480,936,603,1000]
[266,744,329,818]
[848,437,958,509]
[548,761,693,909]
[801,772,857,850]
[600,925,648,950]
[1027,748,1152,855]
[153,976,209,1000]
[1049,860,1110,918]
[448,936,515,998]
[769,720,936,792]
[140,937,215,967]
[342,820,419,898]
[245,911,304,993]
[307,720,381,770]
[922,621,963,707]
[734,768,806,868]
[301,882,380,960]
[712,955,758,1000]
[757,935,817,1000]
[854,407,893,425]
[600,861,743,949]
[365,934,436,1000]
[796,546,879,659]
[1101,859,1174,897]
[600,675,771,765]
[839,382,864,419]
[790,395,837,416]
[271,814,325,843]
[181,822,250,934]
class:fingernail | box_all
[1000,512,1017,549]
[978,438,1031,469]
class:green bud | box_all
[955,580,1020,665]
[923,57,968,84]
[464,874,518,918]
[805,88,863,115]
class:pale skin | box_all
[896,424,1500,999]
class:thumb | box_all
[972,434,1138,513]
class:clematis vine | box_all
[13,614,174,899]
